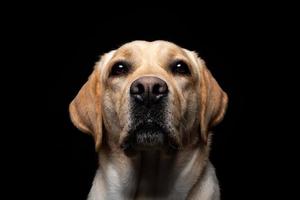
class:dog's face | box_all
[101,41,200,153]
[69,41,228,155]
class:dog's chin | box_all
[135,128,165,150]
[121,123,179,157]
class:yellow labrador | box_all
[69,40,228,200]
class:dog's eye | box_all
[110,61,130,76]
[170,60,191,75]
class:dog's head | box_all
[69,41,228,155]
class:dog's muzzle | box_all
[121,76,178,154]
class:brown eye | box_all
[110,61,130,76]
[171,60,191,75]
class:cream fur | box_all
[70,41,228,200]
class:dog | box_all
[69,40,228,200]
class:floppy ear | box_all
[69,68,102,151]
[198,60,228,144]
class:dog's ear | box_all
[69,68,103,151]
[197,58,228,144]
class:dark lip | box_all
[130,118,169,132]
[121,122,167,150]
[121,121,179,156]
[131,121,167,133]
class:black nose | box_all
[130,76,168,106]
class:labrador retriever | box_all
[69,40,228,200]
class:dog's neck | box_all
[87,147,218,200]
[134,149,206,199]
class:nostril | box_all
[152,84,161,95]
[152,83,168,95]
[137,84,144,94]
[131,83,144,95]
[159,84,168,94]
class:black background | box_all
[6,3,295,200]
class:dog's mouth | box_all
[121,122,178,156]
[123,122,166,149]
[133,122,166,147]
